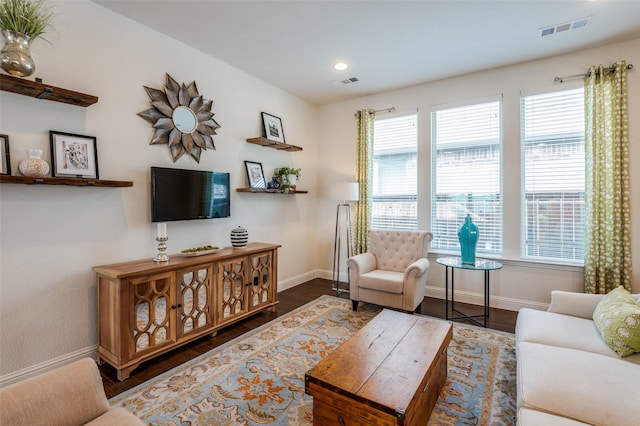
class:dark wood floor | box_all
[100,278,518,399]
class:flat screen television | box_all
[151,166,230,222]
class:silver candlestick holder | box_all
[154,237,169,263]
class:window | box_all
[431,99,502,255]
[372,113,417,230]
[521,87,584,263]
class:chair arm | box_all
[547,291,605,319]
[347,253,377,275]
[402,258,430,311]
[403,258,430,281]
[0,358,110,426]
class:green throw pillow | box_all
[593,286,640,357]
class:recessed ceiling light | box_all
[334,62,348,71]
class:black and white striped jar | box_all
[230,226,248,248]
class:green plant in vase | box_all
[274,166,301,193]
[0,0,55,77]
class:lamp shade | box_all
[331,182,359,202]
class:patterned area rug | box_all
[110,295,516,425]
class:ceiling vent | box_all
[333,77,359,86]
[539,16,591,37]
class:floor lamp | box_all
[331,182,359,296]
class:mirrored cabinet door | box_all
[249,252,274,309]
[217,257,248,324]
[129,272,176,355]
[177,264,213,338]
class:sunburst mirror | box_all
[138,74,220,162]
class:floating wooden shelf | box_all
[246,137,302,152]
[236,187,308,194]
[0,175,133,187]
[1,77,132,187]
[0,74,98,107]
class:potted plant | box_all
[274,166,301,191]
[0,0,55,77]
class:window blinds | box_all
[521,87,584,262]
[431,100,502,255]
[372,114,418,230]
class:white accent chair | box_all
[347,229,433,313]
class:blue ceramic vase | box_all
[458,214,479,264]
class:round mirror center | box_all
[172,106,197,134]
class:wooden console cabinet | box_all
[93,242,279,380]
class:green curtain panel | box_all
[584,61,633,294]
[354,109,375,254]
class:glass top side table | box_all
[436,256,503,327]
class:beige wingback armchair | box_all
[348,229,433,313]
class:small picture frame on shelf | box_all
[50,131,99,179]
[244,160,266,189]
[261,112,285,144]
[0,134,10,175]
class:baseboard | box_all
[425,285,549,312]
[314,269,348,283]
[0,345,98,388]
[277,270,319,292]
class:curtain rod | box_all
[354,107,395,118]
[554,63,633,84]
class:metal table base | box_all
[438,257,503,328]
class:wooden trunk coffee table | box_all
[305,309,453,426]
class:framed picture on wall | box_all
[261,112,285,144]
[0,134,10,175]
[50,131,99,179]
[244,160,266,189]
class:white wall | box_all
[317,37,640,309]
[0,0,319,380]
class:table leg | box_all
[484,270,489,327]
[451,267,455,313]
[485,270,490,320]
[445,266,449,320]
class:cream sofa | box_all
[516,290,640,426]
[0,357,143,426]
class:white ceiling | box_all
[94,0,640,106]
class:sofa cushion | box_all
[518,408,591,426]
[85,408,144,425]
[358,270,404,294]
[517,341,640,426]
[547,291,604,319]
[593,286,640,357]
[516,308,640,364]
